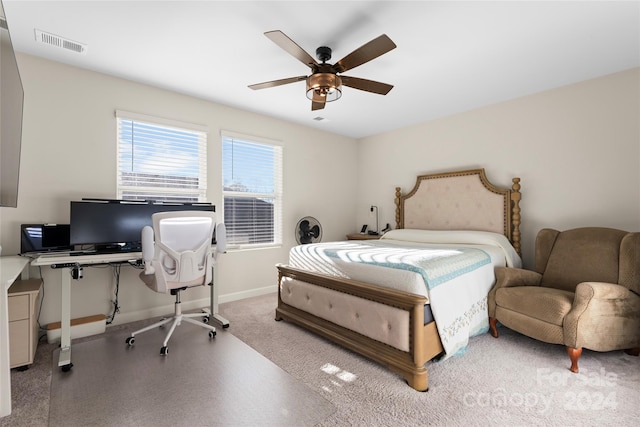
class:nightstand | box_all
[346,233,381,240]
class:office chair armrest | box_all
[141,226,156,274]
[214,223,227,261]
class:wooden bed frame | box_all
[275,168,522,391]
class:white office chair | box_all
[125,211,226,355]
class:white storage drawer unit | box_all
[8,279,42,369]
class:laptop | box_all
[20,224,73,255]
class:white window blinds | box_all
[116,111,207,202]
[222,132,283,248]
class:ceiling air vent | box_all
[35,29,87,54]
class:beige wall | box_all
[356,68,640,268]
[0,54,358,325]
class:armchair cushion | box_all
[488,267,541,317]
[539,227,627,292]
[496,286,574,326]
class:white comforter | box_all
[289,229,522,358]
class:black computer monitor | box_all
[69,200,215,253]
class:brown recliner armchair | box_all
[488,227,640,373]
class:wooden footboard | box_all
[275,264,443,391]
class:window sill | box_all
[225,244,283,253]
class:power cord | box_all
[106,264,121,325]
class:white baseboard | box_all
[107,284,277,327]
[218,284,277,304]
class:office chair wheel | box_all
[160,346,168,356]
[202,316,210,324]
[61,363,73,372]
[209,330,216,339]
[126,336,135,346]
[159,317,167,328]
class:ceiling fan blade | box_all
[311,91,326,110]
[341,76,393,95]
[248,76,307,90]
[333,34,396,73]
[265,30,318,68]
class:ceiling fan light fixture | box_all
[306,73,342,102]
[250,31,396,110]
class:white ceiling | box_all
[3,1,639,139]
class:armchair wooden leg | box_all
[489,317,499,338]
[624,348,640,356]
[566,346,582,373]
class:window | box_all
[222,132,283,249]
[116,110,208,202]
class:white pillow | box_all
[381,229,522,268]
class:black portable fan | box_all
[295,216,322,244]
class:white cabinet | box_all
[7,279,42,369]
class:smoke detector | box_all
[35,29,87,54]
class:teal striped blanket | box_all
[323,241,495,358]
[324,245,491,291]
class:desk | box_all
[31,251,228,372]
[1,256,30,417]
[32,252,142,372]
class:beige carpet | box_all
[222,293,640,426]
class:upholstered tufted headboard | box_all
[394,168,522,255]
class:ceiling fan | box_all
[248,30,396,111]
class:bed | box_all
[275,168,522,391]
